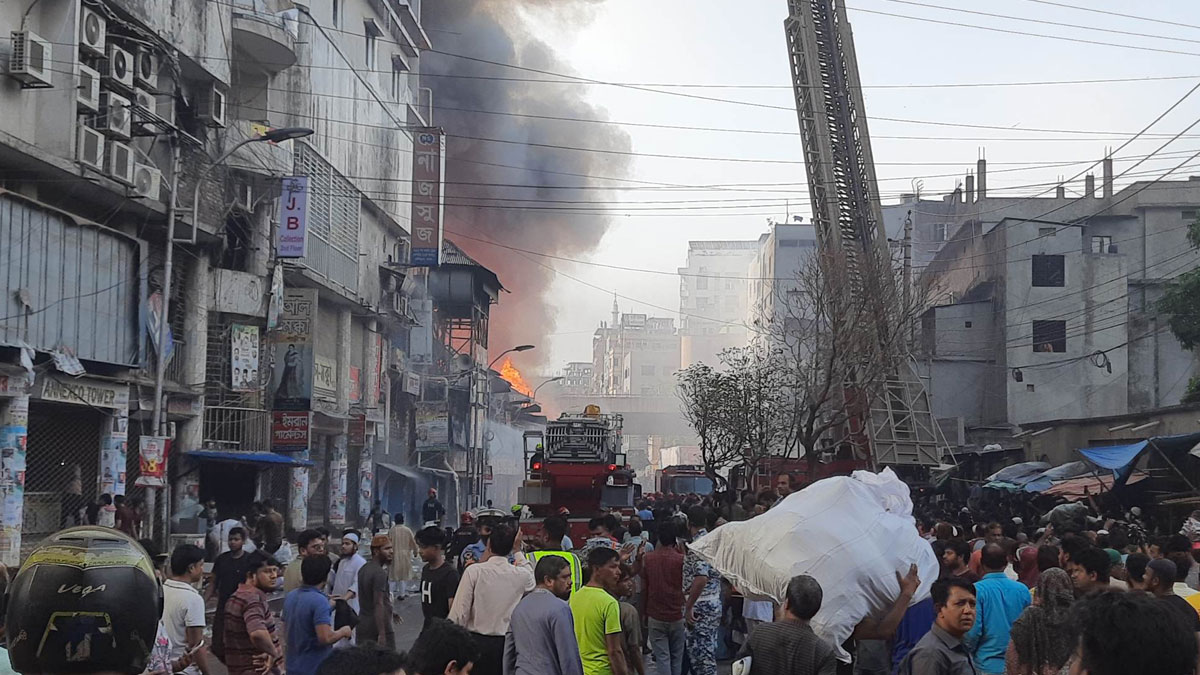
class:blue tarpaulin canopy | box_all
[184,449,314,467]
[1076,432,1200,489]
[1079,442,1149,470]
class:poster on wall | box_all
[289,462,309,531]
[270,289,316,411]
[358,444,374,523]
[0,402,27,566]
[328,439,347,523]
[134,436,169,488]
[99,436,127,497]
[415,400,449,449]
[231,324,260,392]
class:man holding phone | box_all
[163,544,212,675]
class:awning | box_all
[376,461,425,481]
[1041,472,1149,501]
[1079,442,1148,471]
[184,450,314,467]
[984,461,1051,490]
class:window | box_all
[964,321,972,328]
[1184,210,1197,221]
[725,280,735,290]
[641,365,655,376]
[365,33,377,69]
[779,239,800,247]
[1091,235,1113,253]
[1027,384,1036,392]
[1031,254,1065,287]
[391,63,403,100]
[332,0,341,28]
[1032,320,1067,353]
[1038,227,1057,237]
[695,277,708,290]
[932,223,947,241]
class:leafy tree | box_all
[1158,218,1200,350]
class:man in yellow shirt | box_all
[570,548,629,675]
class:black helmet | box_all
[6,526,161,674]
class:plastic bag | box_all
[689,468,938,661]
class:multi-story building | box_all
[678,240,758,368]
[0,0,469,559]
[746,223,817,333]
[593,305,680,397]
[918,158,1200,456]
[561,361,594,396]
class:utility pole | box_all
[149,137,182,542]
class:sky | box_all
[484,0,1200,374]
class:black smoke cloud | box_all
[422,0,632,368]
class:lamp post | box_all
[475,344,533,505]
[488,344,535,370]
[148,127,313,542]
[532,376,564,400]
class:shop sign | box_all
[276,176,309,258]
[37,377,129,409]
[409,129,444,266]
[415,399,449,449]
[269,289,316,411]
[272,411,311,453]
[313,356,338,397]
[349,366,361,404]
[403,372,421,396]
[134,436,169,488]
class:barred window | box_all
[293,144,360,294]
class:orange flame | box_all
[499,357,535,397]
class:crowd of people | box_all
[8,474,1200,675]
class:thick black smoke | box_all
[422,1,633,368]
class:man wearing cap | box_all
[328,531,367,647]
[1145,557,1200,633]
[358,534,399,649]
[423,488,446,526]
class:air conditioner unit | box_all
[79,7,106,57]
[99,91,132,138]
[77,125,105,170]
[8,31,52,88]
[77,63,100,112]
[134,47,157,90]
[107,141,134,184]
[132,88,156,129]
[196,84,227,127]
[132,162,161,200]
[105,44,134,90]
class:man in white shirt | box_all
[327,531,367,648]
[449,523,535,675]
[162,544,211,675]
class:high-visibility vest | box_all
[528,549,584,592]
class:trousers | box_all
[686,601,720,675]
[648,617,686,675]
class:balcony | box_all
[203,406,271,453]
[231,1,297,74]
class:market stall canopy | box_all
[1021,460,1098,493]
[1078,431,1200,489]
[1041,471,1149,501]
[184,449,314,467]
[985,461,1051,487]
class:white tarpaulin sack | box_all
[689,468,938,661]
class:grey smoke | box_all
[422,1,633,368]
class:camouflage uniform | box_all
[683,528,721,675]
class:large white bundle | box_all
[689,468,937,661]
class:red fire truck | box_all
[518,405,635,544]
[656,465,715,496]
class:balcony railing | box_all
[203,406,271,453]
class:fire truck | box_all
[656,465,715,496]
[518,405,635,544]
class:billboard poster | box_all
[276,176,309,258]
[358,443,374,523]
[289,458,309,531]
[134,436,168,488]
[272,411,311,453]
[270,289,316,411]
[99,436,126,497]
[230,324,260,392]
[328,437,347,523]
[409,128,444,266]
[415,400,449,449]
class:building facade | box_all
[746,223,817,334]
[678,240,757,368]
[918,159,1200,452]
[0,0,486,561]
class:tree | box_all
[675,362,740,487]
[1158,217,1200,351]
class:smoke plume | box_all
[422,1,632,369]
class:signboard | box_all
[272,411,311,453]
[348,415,366,446]
[403,372,421,397]
[409,128,444,266]
[349,366,361,404]
[134,436,168,488]
[313,356,337,398]
[277,176,309,258]
[367,333,384,407]
[214,269,266,317]
[38,377,130,409]
[231,324,260,392]
[415,400,449,449]
[270,289,316,411]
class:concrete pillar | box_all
[337,308,352,415]
[0,395,29,566]
[289,449,310,531]
[248,206,271,278]
[1085,173,1095,198]
[1103,155,1114,198]
[177,257,211,457]
[965,174,975,204]
[328,433,348,525]
[1056,185,1065,199]
[976,159,987,200]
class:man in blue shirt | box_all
[284,555,352,675]
[963,544,1030,675]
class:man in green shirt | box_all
[570,548,629,675]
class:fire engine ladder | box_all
[784,0,952,467]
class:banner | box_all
[415,400,449,449]
[358,443,374,523]
[409,128,444,266]
[328,436,348,523]
[272,411,311,453]
[134,436,168,488]
[270,289,316,411]
[276,176,309,258]
[231,324,260,392]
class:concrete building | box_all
[918,158,1200,453]
[678,240,758,367]
[746,223,817,333]
[0,0,470,559]
[593,305,681,398]
[881,193,961,275]
[561,361,594,396]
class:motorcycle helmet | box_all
[6,526,161,674]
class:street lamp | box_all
[532,376,564,399]
[488,344,535,369]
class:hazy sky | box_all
[493,1,1200,372]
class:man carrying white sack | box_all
[688,469,940,664]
